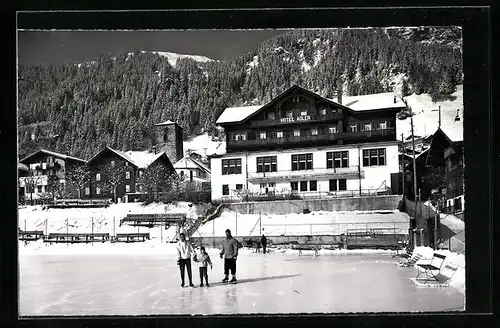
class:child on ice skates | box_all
[194,246,213,287]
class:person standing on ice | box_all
[260,234,267,254]
[194,246,213,287]
[220,229,239,284]
[176,232,195,287]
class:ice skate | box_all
[200,283,204,287]
[222,276,229,283]
[229,277,237,284]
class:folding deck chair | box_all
[415,253,447,283]
[396,250,423,267]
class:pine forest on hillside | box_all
[17,27,463,160]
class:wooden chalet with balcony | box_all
[210,85,406,203]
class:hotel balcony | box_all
[247,166,364,183]
[251,113,344,128]
[227,128,396,150]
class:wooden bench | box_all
[44,233,110,243]
[415,253,447,283]
[345,229,404,250]
[291,244,321,256]
[113,233,150,243]
[19,230,44,241]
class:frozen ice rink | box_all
[19,250,464,315]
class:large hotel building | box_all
[210,85,405,203]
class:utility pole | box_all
[410,116,418,205]
[401,133,405,199]
[410,116,418,250]
[434,197,439,249]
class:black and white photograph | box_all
[17,24,467,316]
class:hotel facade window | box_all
[285,111,293,118]
[327,151,349,168]
[364,123,372,131]
[379,121,387,130]
[350,124,358,132]
[268,112,275,120]
[257,156,277,173]
[96,187,101,195]
[222,184,229,195]
[293,129,300,137]
[363,148,386,166]
[300,181,308,191]
[85,187,90,195]
[291,153,313,171]
[309,180,317,191]
[222,158,242,175]
[125,185,131,192]
[111,160,115,167]
[311,128,318,136]
[291,181,298,191]
[236,184,243,191]
[125,171,131,179]
[96,173,101,181]
[320,108,327,116]
[300,109,308,116]
[329,179,347,191]
[259,131,267,139]
[329,126,337,134]
[277,131,284,138]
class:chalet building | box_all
[174,155,211,185]
[18,149,87,204]
[85,147,175,203]
[83,119,184,203]
[425,125,464,214]
[210,85,405,203]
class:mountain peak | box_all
[140,50,214,67]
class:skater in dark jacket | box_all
[260,234,267,254]
[194,246,213,287]
[176,233,195,287]
[220,229,239,283]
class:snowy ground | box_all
[19,249,464,316]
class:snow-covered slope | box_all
[141,51,213,67]
[183,133,226,157]
[397,85,463,138]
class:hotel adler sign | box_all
[280,115,311,123]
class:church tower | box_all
[152,120,184,163]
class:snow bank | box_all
[413,246,465,295]
[194,209,409,237]
[18,202,211,243]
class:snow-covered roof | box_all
[20,149,87,164]
[330,92,406,111]
[216,105,262,124]
[111,148,166,169]
[439,123,463,143]
[174,156,211,174]
[216,88,405,125]
[154,120,177,126]
[18,163,29,171]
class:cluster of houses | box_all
[18,85,464,217]
[18,120,211,205]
